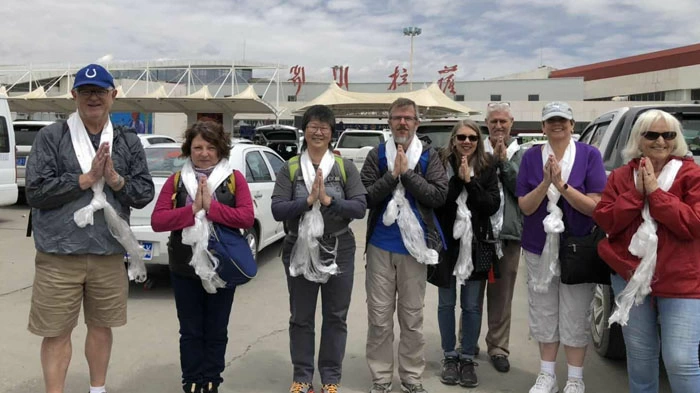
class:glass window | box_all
[245,151,272,182]
[455,94,464,102]
[528,94,539,101]
[287,95,297,102]
[264,151,284,176]
[144,147,186,176]
[490,94,502,101]
[680,117,700,157]
[590,123,609,148]
[0,117,9,153]
[337,133,384,148]
[14,124,47,146]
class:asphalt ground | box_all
[0,203,670,393]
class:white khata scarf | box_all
[383,136,439,265]
[180,158,233,293]
[69,112,147,283]
[484,139,520,259]
[448,161,475,285]
[532,139,576,293]
[609,158,682,326]
[289,150,339,283]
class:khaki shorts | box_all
[524,250,594,347]
[28,251,128,337]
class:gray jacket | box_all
[26,121,154,255]
[361,141,448,250]
[496,147,523,241]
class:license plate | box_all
[140,242,153,260]
[16,157,26,166]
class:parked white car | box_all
[129,142,287,266]
[137,134,178,147]
[334,129,391,170]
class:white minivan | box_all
[0,97,17,206]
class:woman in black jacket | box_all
[433,119,501,389]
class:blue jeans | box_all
[611,273,700,393]
[437,278,485,359]
[171,272,235,385]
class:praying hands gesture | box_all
[307,168,331,206]
[392,144,409,178]
[636,157,659,196]
[493,136,508,162]
[80,142,109,189]
[458,155,471,183]
[192,176,211,214]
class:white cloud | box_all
[0,0,699,84]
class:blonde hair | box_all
[622,109,689,163]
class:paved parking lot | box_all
[0,203,670,392]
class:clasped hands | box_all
[635,157,659,196]
[82,142,123,191]
[306,168,332,207]
[192,175,212,215]
[542,155,567,192]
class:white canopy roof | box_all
[4,85,275,115]
[295,82,476,118]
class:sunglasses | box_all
[455,134,479,142]
[641,131,677,141]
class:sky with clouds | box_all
[2,0,700,84]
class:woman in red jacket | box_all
[151,121,254,393]
[593,109,700,393]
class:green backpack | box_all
[287,154,346,185]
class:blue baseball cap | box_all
[73,64,115,90]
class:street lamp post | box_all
[403,26,422,91]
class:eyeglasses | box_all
[306,125,332,134]
[641,131,677,141]
[389,115,417,123]
[455,134,479,142]
[487,101,511,108]
[76,88,112,97]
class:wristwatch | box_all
[563,183,569,191]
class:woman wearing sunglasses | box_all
[432,120,500,388]
[516,102,606,393]
[593,110,700,393]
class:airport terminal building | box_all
[2,42,700,137]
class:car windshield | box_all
[337,133,384,148]
[416,125,454,148]
[145,147,187,176]
[14,124,48,146]
[681,119,700,157]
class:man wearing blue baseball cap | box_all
[25,63,155,393]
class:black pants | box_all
[282,231,356,384]
[171,272,235,385]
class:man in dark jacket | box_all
[25,64,154,393]
[361,98,448,393]
[482,102,524,373]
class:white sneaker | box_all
[529,372,558,393]
[563,378,585,393]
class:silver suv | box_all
[580,104,700,359]
[13,120,55,201]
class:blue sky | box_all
[2,0,699,84]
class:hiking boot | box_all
[490,354,511,373]
[290,381,314,393]
[439,355,460,385]
[369,382,392,393]
[400,382,427,393]
[459,358,479,388]
[202,382,219,393]
[563,378,585,393]
[321,383,340,393]
[529,372,558,393]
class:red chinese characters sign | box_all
[387,66,408,91]
[332,66,350,89]
[437,65,458,95]
[288,65,306,96]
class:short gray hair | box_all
[622,109,689,163]
[485,102,513,120]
